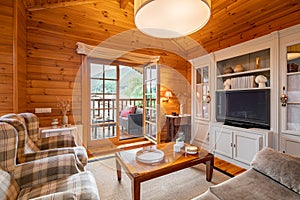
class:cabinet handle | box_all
[230,143,232,147]
[233,144,236,148]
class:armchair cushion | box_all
[0,167,20,200]
[18,171,99,200]
[28,191,76,200]
[13,154,81,189]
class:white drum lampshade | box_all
[134,0,211,38]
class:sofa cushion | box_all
[120,106,136,117]
[251,147,300,194]
[208,169,300,200]
[192,188,219,200]
[120,110,131,117]
[135,108,143,114]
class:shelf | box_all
[287,102,300,105]
[216,87,271,92]
[287,71,300,76]
[196,82,208,85]
[281,130,300,137]
[217,68,270,78]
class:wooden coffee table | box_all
[115,142,214,200]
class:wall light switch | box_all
[35,108,42,113]
[43,108,52,113]
[35,108,52,113]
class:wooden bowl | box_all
[234,65,244,73]
[287,63,298,72]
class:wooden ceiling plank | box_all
[23,0,300,58]
[28,2,135,30]
[193,1,299,44]
[28,10,131,35]
[26,0,104,11]
[120,0,129,9]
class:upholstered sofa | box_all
[119,107,143,136]
[193,147,300,200]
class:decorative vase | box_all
[255,57,261,69]
[180,104,184,115]
[62,114,68,125]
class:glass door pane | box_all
[144,63,160,143]
[90,63,117,141]
[119,65,144,139]
[286,43,300,132]
[195,66,209,119]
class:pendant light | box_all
[134,0,211,38]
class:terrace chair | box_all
[0,113,88,170]
[119,106,143,136]
[0,121,100,200]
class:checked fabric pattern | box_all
[18,171,99,200]
[19,113,76,149]
[0,122,100,200]
[0,113,88,169]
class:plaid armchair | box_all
[0,122,100,200]
[0,113,88,170]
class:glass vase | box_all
[62,114,68,126]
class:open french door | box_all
[84,58,120,148]
[143,63,161,143]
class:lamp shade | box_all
[164,91,173,98]
[134,0,211,38]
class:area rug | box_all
[86,157,230,200]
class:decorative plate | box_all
[136,149,164,164]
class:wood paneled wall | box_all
[0,0,14,115]
[0,0,26,115]
[26,1,191,126]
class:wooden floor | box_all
[214,157,246,177]
[88,141,246,177]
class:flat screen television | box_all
[216,89,270,130]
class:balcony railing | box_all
[90,98,143,140]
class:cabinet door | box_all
[233,131,263,164]
[214,128,232,158]
[281,134,300,157]
[193,120,209,149]
[280,40,300,155]
[195,66,210,119]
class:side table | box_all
[39,125,80,145]
[165,114,191,142]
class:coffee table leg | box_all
[206,153,214,182]
[116,159,121,181]
[132,179,140,200]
